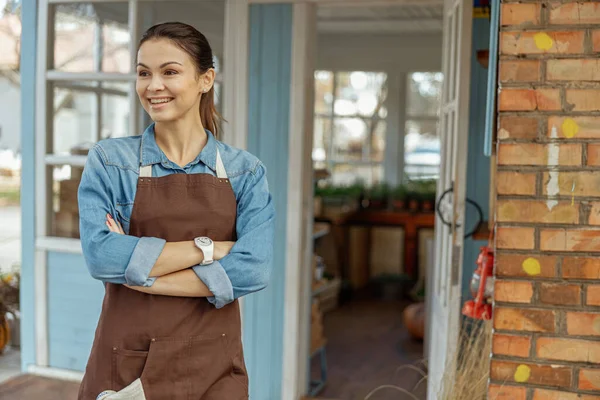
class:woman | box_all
[77,22,274,400]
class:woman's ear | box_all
[201,68,216,92]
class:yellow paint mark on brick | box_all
[514,364,531,383]
[522,258,541,276]
[534,32,554,50]
[594,317,600,334]
[562,118,579,138]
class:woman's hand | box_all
[106,214,125,234]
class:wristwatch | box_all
[194,236,214,265]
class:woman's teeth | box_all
[150,98,173,104]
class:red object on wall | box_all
[462,246,494,320]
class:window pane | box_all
[371,120,386,162]
[334,71,387,117]
[406,72,443,117]
[53,86,95,154]
[101,93,129,139]
[315,70,334,115]
[331,164,382,187]
[404,120,441,180]
[53,3,131,73]
[313,116,331,169]
[51,164,87,238]
[332,118,367,162]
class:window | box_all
[404,72,443,180]
[313,70,387,186]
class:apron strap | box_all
[139,165,152,178]
[216,149,228,180]
[138,150,227,179]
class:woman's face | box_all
[136,38,213,123]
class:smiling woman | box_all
[76,22,274,400]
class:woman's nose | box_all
[148,75,165,91]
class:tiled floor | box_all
[314,298,425,400]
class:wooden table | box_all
[316,210,435,281]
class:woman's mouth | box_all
[148,97,174,109]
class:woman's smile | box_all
[148,97,174,109]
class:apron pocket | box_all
[139,337,191,400]
[188,334,229,395]
[230,352,249,393]
[112,348,149,390]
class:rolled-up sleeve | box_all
[194,162,274,306]
[78,145,165,286]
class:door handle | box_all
[435,186,484,239]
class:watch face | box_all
[197,237,212,246]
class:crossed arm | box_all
[105,214,234,297]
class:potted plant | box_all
[406,181,421,212]
[419,180,437,212]
[0,269,20,351]
[365,183,390,209]
[391,184,408,210]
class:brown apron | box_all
[78,148,249,400]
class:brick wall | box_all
[491,1,600,399]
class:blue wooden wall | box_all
[20,0,37,370]
[47,252,104,371]
[462,18,492,299]
[244,4,292,400]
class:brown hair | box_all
[139,22,222,137]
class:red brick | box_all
[491,360,571,388]
[495,281,533,304]
[539,283,581,306]
[563,258,600,280]
[499,88,561,111]
[497,227,535,250]
[499,60,541,82]
[550,3,600,25]
[542,172,600,197]
[501,31,585,55]
[534,389,599,400]
[498,116,539,140]
[579,368,600,391]
[489,384,527,400]
[566,312,600,336]
[589,203,600,225]
[495,254,556,278]
[502,3,541,26]
[494,307,555,333]
[566,90,600,112]
[497,200,578,224]
[541,229,600,252]
[594,31,600,53]
[588,285,600,306]
[496,172,536,196]
[537,337,600,362]
[548,116,600,139]
[492,334,531,358]
[548,59,600,81]
[498,144,581,166]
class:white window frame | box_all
[314,69,387,185]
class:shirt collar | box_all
[140,123,219,172]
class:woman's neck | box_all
[154,115,208,168]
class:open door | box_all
[425,0,472,397]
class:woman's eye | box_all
[165,70,177,75]
[138,71,149,77]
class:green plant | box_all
[391,184,408,201]
[366,182,390,201]
[0,269,20,317]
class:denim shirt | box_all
[77,123,275,308]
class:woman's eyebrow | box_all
[136,61,183,68]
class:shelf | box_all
[312,222,330,240]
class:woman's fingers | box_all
[106,214,124,235]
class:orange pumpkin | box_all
[403,303,425,340]
[0,316,10,353]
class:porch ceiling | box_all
[317,2,443,34]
